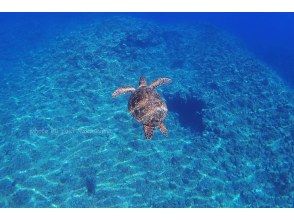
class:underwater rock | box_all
[11,189,31,207]
[85,176,96,195]
[0,179,16,196]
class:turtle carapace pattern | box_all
[112,76,172,139]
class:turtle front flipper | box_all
[149,77,172,90]
[159,123,168,136]
[143,124,154,139]
[112,87,135,98]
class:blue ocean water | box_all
[0,13,293,207]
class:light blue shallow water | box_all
[0,14,293,207]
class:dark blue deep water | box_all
[0,13,293,207]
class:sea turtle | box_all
[112,76,172,139]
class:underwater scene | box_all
[0,13,293,208]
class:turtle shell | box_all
[128,86,167,126]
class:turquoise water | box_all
[0,14,293,207]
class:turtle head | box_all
[139,76,147,87]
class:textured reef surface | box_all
[0,16,293,207]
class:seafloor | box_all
[0,16,293,207]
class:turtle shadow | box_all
[164,93,206,134]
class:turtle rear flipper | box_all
[143,124,154,139]
[159,123,168,136]
[149,77,172,90]
[112,87,135,98]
